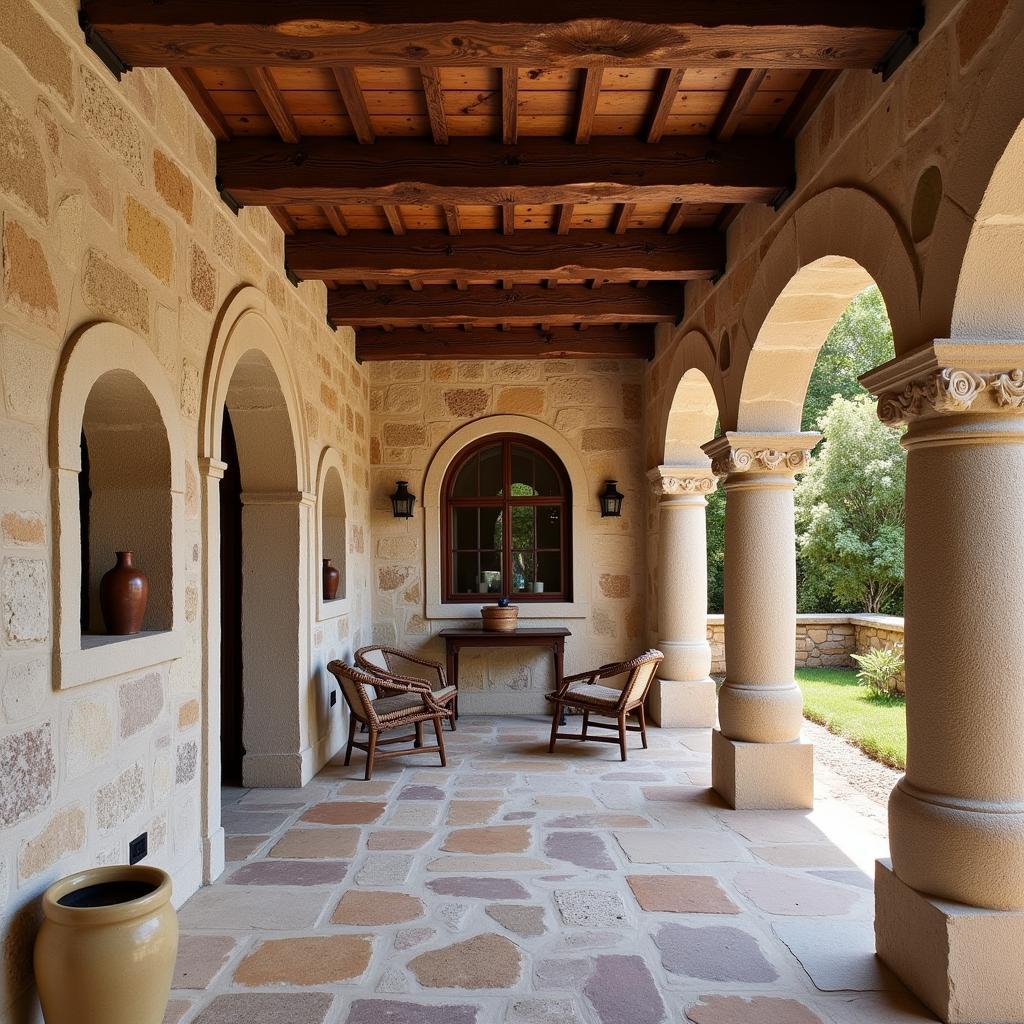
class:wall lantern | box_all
[599,480,624,518]
[390,480,416,518]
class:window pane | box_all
[480,551,502,595]
[454,551,479,593]
[452,507,478,549]
[538,551,562,593]
[452,453,478,498]
[510,445,535,496]
[479,444,503,496]
[533,454,562,497]
[512,551,536,593]
[537,505,561,549]
[481,506,502,550]
[510,505,534,551]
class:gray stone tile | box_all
[427,877,530,900]
[615,829,748,864]
[734,868,865,916]
[554,889,629,928]
[226,859,348,886]
[179,887,328,930]
[192,993,334,1024]
[654,923,778,983]
[772,919,901,991]
[584,954,667,1024]
[544,830,616,869]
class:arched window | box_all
[442,435,571,603]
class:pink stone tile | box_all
[173,934,237,988]
[192,992,334,1024]
[626,875,739,915]
[654,924,777,983]
[347,999,479,1023]
[227,859,348,886]
[685,996,823,1024]
[368,829,432,850]
[164,999,191,1024]
[224,835,268,861]
[544,831,615,869]
[234,935,374,986]
[583,954,666,1024]
[733,869,863,916]
[301,801,386,825]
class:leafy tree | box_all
[795,393,905,613]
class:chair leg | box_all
[344,713,356,766]
[617,712,628,762]
[638,704,648,749]
[448,708,457,732]
[415,721,423,748]
[432,716,447,767]
[581,709,590,740]
[548,703,561,753]
[365,728,378,781]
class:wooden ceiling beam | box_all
[443,204,461,235]
[83,2,922,69]
[502,66,518,145]
[287,228,724,283]
[322,205,348,235]
[779,70,842,139]
[646,67,685,144]
[170,68,231,140]
[332,66,375,143]
[268,206,297,235]
[420,67,449,145]
[714,68,768,141]
[611,203,635,235]
[328,282,680,327]
[555,204,574,236]
[664,203,688,234]
[355,326,654,361]
[246,67,299,143]
[574,67,602,145]
[217,135,793,207]
[382,205,406,235]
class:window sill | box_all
[426,600,588,621]
[58,629,183,689]
[317,596,351,623]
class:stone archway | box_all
[197,286,311,881]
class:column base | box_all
[711,729,813,808]
[203,826,225,883]
[875,859,1024,1023]
[648,677,717,728]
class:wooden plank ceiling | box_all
[82,3,922,359]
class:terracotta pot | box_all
[481,604,519,632]
[34,865,178,1024]
[99,551,149,635]
[323,558,341,600]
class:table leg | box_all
[447,644,459,720]
[553,640,566,726]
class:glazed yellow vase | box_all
[34,865,178,1024]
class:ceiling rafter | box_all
[714,68,768,141]
[420,67,449,145]
[574,67,603,145]
[246,67,299,143]
[502,65,518,145]
[332,66,375,143]
[646,67,686,144]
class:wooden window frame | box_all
[441,433,572,604]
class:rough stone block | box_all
[443,388,489,418]
[0,723,54,827]
[0,6,73,108]
[1,557,48,644]
[81,69,143,181]
[176,740,198,785]
[83,248,149,334]
[154,149,194,223]
[189,243,216,311]
[711,730,813,810]
[1,512,45,547]
[124,195,173,283]
[19,804,87,882]
[2,658,47,722]
[95,762,146,832]
[119,671,164,738]
[3,221,58,330]
[648,678,717,728]
[0,91,48,220]
[65,698,113,777]
[495,386,545,415]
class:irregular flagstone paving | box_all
[171,715,933,1024]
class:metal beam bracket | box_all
[771,179,797,212]
[215,179,242,215]
[78,10,130,80]
[285,266,301,288]
[874,6,924,80]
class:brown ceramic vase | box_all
[34,865,178,1024]
[323,558,341,600]
[99,551,149,634]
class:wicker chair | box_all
[546,650,664,761]
[327,660,448,780]
[355,645,458,729]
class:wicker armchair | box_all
[356,645,458,729]
[327,660,448,780]
[546,649,664,761]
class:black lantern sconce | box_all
[390,480,416,518]
[599,480,624,518]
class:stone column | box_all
[701,432,820,809]
[647,466,717,727]
[864,346,1024,1024]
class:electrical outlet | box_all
[330,689,337,707]
[129,832,148,865]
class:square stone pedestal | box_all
[648,677,717,728]
[711,729,813,809]
[875,859,1024,1023]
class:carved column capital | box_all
[647,466,717,498]
[700,432,820,479]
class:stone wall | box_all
[369,358,648,714]
[0,1,371,1015]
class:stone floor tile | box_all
[506,997,581,1022]
[224,835,268,861]
[388,802,441,826]
[615,830,748,864]
[534,956,591,989]
[192,992,334,1024]
[368,829,433,850]
[426,855,550,872]
[561,929,624,949]
[772,919,899,991]
[438,902,472,931]
[654,923,778,983]
[234,935,373,986]
[600,772,666,782]
[164,998,191,1023]
[399,785,447,800]
[500,761,569,773]
[455,788,507,799]
[302,801,387,825]
[222,808,295,834]
[554,889,628,928]
[448,800,502,825]
[338,781,395,797]
[410,770,455,783]
[720,812,829,844]
[179,886,329,930]
[173,934,237,988]
[626,875,739,915]
[356,853,414,885]
[227,859,349,886]
[408,933,522,989]
[427,877,530,899]
[808,869,874,890]
[269,827,360,859]
[333,890,424,925]
[443,825,532,854]
[751,845,859,869]
[819,991,937,1023]
[733,869,865,916]
[583,954,667,1024]
[346,999,480,1023]
[684,995,823,1023]
[533,795,597,810]
[486,904,546,937]
[544,830,615,869]
[547,813,650,829]
[504,812,536,821]
[643,785,703,801]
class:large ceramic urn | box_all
[99,551,149,634]
[322,557,341,600]
[34,865,178,1024]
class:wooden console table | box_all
[437,627,571,719]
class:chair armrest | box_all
[370,677,428,696]
[561,669,600,686]
[362,665,433,694]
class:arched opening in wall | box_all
[79,370,173,639]
[321,467,347,604]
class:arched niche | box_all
[50,322,184,689]
[665,368,720,468]
[422,414,592,620]
[315,447,349,619]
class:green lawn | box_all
[796,667,906,770]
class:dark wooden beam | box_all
[779,70,841,139]
[170,68,231,140]
[382,205,405,235]
[329,282,681,327]
[502,66,518,145]
[420,67,449,145]
[322,205,348,235]
[83,2,921,69]
[556,204,574,236]
[443,205,461,235]
[268,206,297,235]
[664,203,688,234]
[332,66,374,143]
[575,67,602,144]
[502,203,515,235]
[714,68,767,141]
[217,135,793,207]
[647,67,685,144]
[288,228,724,283]
[355,325,654,361]
[246,67,299,143]
[611,203,635,235]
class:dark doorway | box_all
[219,408,245,786]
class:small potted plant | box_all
[481,595,519,632]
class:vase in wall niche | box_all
[323,558,341,600]
[34,865,178,1024]
[99,551,149,635]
